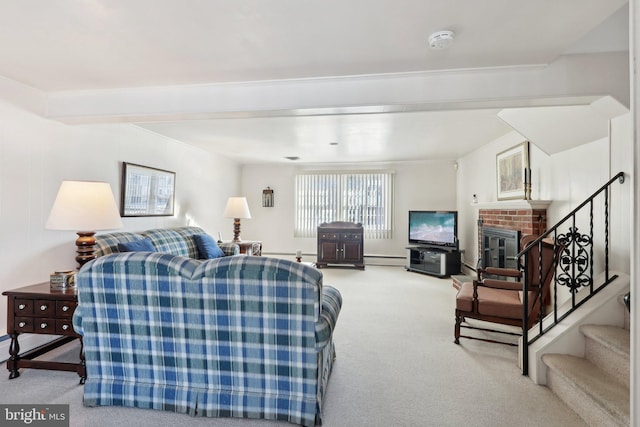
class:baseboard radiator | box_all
[263,253,405,267]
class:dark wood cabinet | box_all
[3,282,85,382]
[316,222,364,269]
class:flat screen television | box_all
[408,210,458,249]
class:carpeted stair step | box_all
[580,324,630,388]
[543,353,629,427]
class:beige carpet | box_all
[0,266,587,426]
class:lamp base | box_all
[75,231,97,268]
[232,218,242,242]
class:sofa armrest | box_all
[72,308,84,337]
[218,242,240,256]
[315,285,342,351]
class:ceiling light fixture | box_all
[428,30,455,50]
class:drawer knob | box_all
[40,322,48,329]
[62,324,69,331]
[18,304,25,310]
[40,304,48,311]
[18,321,26,328]
[62,305,69,312]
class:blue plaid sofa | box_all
[93,226,239,258]
[73,252,342,426]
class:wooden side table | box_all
[2,282,86,383]
[228,240,262,256]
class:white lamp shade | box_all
[46,181,124,231]
[223,197,252,219]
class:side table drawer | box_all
[15,317,34,333]
[35,300,56,316]
[57,301,77,317]
[341,233,362,240]
[319,232,339,240]
[34,318,56,334]
[14,299,33,315]
[56,319,75,335]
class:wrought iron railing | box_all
[519,171,625,376]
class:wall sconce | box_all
[262,187,274,207]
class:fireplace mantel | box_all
[473,200,552,210]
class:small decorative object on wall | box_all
[262,187,274,207]
[121,162,176,217]
[496,141,530,201]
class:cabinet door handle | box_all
[18,304,26,310]
[62,305,70,312]
[18,322,26,328]
[40,304,48,311]
[62,324,69,331]
[40,322,48,329]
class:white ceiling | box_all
[0,0,630,164]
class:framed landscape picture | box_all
[496,141,529,200]
[121,162,176,217]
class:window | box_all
[295,171,394,239]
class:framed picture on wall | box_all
[121,162,176,217]
[496,141,529,200]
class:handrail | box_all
[518,171,625,376]
[517,172,625,258]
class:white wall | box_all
[456,114,632,300]
[455,131,540,267]
[0,90,241,334]
[239,160,458,259]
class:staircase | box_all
[542,322,630,426]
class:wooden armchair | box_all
[454,235,559,345]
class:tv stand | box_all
[406,246,461,277]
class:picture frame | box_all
[496,141,529,201]
[121,162,176,217]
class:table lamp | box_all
[223,197,251,242]
[46,180,123,268]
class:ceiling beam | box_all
[45,52,629,124]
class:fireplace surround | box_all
[476,200,551,270]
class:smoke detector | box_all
[429,30,455,50]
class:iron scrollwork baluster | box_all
[556,226,592,294]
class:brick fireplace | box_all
[476,200,551,267]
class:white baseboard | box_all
[363,256,406,267]
[263,253,407,267]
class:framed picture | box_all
[496,141,529,200]
[121,162,176,217]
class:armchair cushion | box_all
[456,282,523,320]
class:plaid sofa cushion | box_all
[141,228,193,258]
[94,226,239,259]
[73,253,341,427]
[94,232,146,257]
[170,226,239,257]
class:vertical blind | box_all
[295,171,394,239]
